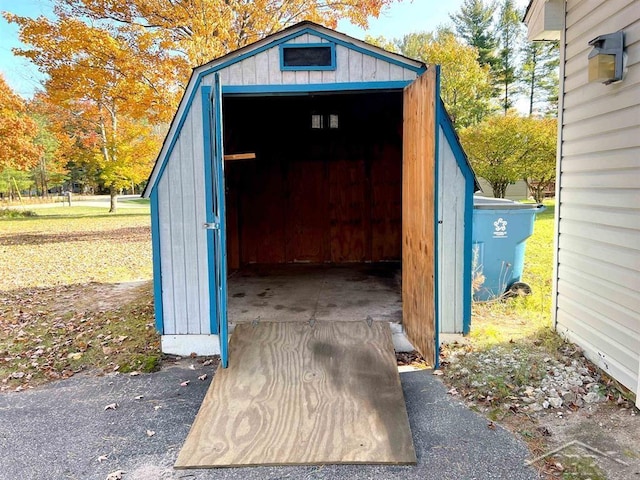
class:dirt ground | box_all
[534,401,640,479]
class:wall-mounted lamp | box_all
[588,31,624,85]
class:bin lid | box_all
[473,195,541,210]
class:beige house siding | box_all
[476,177,530,200]
[555,0,640,400]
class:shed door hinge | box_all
[203,222,220,230]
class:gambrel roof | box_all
[143,21,427,196]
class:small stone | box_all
[562,392,577,404]
[548,397,563,408]
[531,403,544,412]
[584,392,600,404]
[542,400,550,409]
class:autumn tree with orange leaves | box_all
[5,0,397,211]
[0,74,41,173]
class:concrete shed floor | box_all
[227,264,403,328]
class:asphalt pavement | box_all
[0,361,539,480]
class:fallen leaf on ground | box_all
[106,470,125,480]
[102,346,113,355]
[432,370,443,376]
[146,430,155,437]
[134,395,143,400]
[202,359,214,366]
[487,421,496,430]
[154,405,162,411]
[180,380,190,387]
[97,455,108,463]
[188,364,196,370]
[198,374,207,381]
[129,371,140,376]
[67,352,82,360]
[104,403,118,411]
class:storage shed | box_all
[142,22,476,368]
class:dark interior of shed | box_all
[222,91,403,271]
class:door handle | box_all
[203,222,220,230]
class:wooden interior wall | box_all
[402,70,436,366]
[224,93,402,268]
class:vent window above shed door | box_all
[280,43,336,71]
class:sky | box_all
[0,0,529,99]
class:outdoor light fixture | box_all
[588,31,624,84]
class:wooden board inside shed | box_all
[402,70,436,366]
[175,321,416,468]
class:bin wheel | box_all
[508,282,532,297]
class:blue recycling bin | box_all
[472,196,545,301]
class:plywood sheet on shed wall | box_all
[286,159,327,263]
[223,93,402,267]
[371,144,403,261]
[329,158,367,263]
[402,71,436,365]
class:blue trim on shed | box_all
[222,80,411,95]
[279,42,336,71]
[213,73,229,368]
[151,75,201,197]
[201,85,219,335]
[438,98,474,336]
[150,188,164,334]
[433,67,441,369]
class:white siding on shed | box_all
[556,0,640,395]
[157,97,211,336]
[437,127,467,334]
[210,38,417,87]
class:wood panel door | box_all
[402,69,437,366]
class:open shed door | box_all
[402,69,437,366]
[204,74,229,367]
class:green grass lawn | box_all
[0,206,152,290]
[0,207,159,389]
[119,197,150,205]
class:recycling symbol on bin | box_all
[493,218,508,238]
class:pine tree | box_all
[495,0,524,114]
[449,0,499,70]
[520,41,560,116]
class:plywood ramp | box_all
[175,322,416,468]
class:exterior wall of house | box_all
[555,0,640,396]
